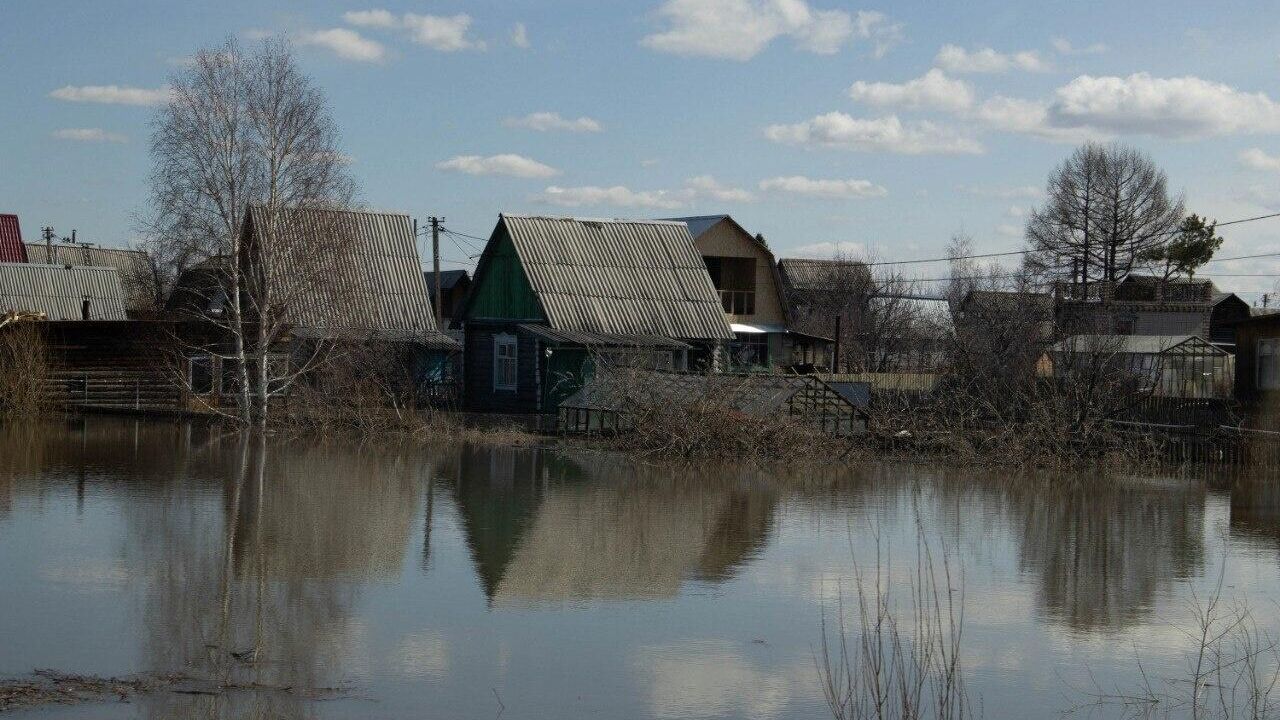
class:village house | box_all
[168,205,457,407]
[424,269,471,326]
[669,215,832,371]
[777,257,870,370]
[455,214,734,414]
[1056,276,1248,351]
[25,239,157,317]
[1232,313,1280,410]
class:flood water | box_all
[1,417,1278,719]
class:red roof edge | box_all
[0,214,28,263]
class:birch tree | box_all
[148,37,355,424]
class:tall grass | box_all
[0,324,48,419]
[818,531,971,720]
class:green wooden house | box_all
[456,214,734,414]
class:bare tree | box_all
[1025,142,1184,292]
[147,37,355,425]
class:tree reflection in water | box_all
[121,434,428,720]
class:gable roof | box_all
[26,242,155,310]
[0,262,127,320]
[0,215,25,263]
[665,215,729,240]
[424,269,469,296]
[777,257,872,294]
[243,205,454,345]
[472,214,733,341]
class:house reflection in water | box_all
[1229,475,1280,553]
[446,447,778,606]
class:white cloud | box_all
[957,184,1043,200]
[640,0,901,61]
[640,158,661,167]
[343,9,484,51]
[49,84,169,106]
[972,95,1103,143]
[759,175,887,199]
[1240,148,1280,171]
[535,185,687,210]
[1045,73,1280,138]
[511,22,530,48]
[996,223,1024,238]
[1051,37,1107,55]
[852,10,904,59]
[685,175,755,202]
[533,175,754,209]
[788,240,868,258]
[847,69,974,112]
[764,112,983,155]
[342,9,398,28]
[934,44,1048,74]
[298,28,386,62]
[52,128,127,143]
[436,154,559,178]
[503,112,602,133]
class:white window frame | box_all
[1259,338,1280,390]
[493,333,518,391]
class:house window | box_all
[188,356,214,395]
[494,333,518,391]
[1259,339,1280,390]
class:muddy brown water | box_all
[0,417,1277,719]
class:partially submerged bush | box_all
[0,324,49,419]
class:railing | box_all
[720,289,755,315]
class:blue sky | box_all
[3,0,1279,297]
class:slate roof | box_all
[489,214,734,341]
[26,242,155,309]
[777,257,872,294]
[424,269,469,296]
[242,205,455,346]
[0,262,127,320]
[664,215,730,241]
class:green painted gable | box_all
[464,228,544,321]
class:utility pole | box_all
[833,313,842,373]
[430,216,443,327]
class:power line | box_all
[857,211,1280,268]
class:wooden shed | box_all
[456,215,735,414]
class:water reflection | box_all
[2,419,1279,720]
[448,448,778,605]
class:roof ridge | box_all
[500,213,687,226]
[248,203,412,219]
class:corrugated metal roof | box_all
[25,242,154,308]
[777,257,871,293]
[664,215,729,240]
[245,205,456,347]
[495,214,734,341]
[0,262,127,320]
[517,323,692,348]
[0,215,26,263]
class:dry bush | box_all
[0,324,49,419]
[279,344,533,447]
[1071,562,1280,719]
[577,366,848,461]
[819,530,971,720]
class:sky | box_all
[2,0,1280,298]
